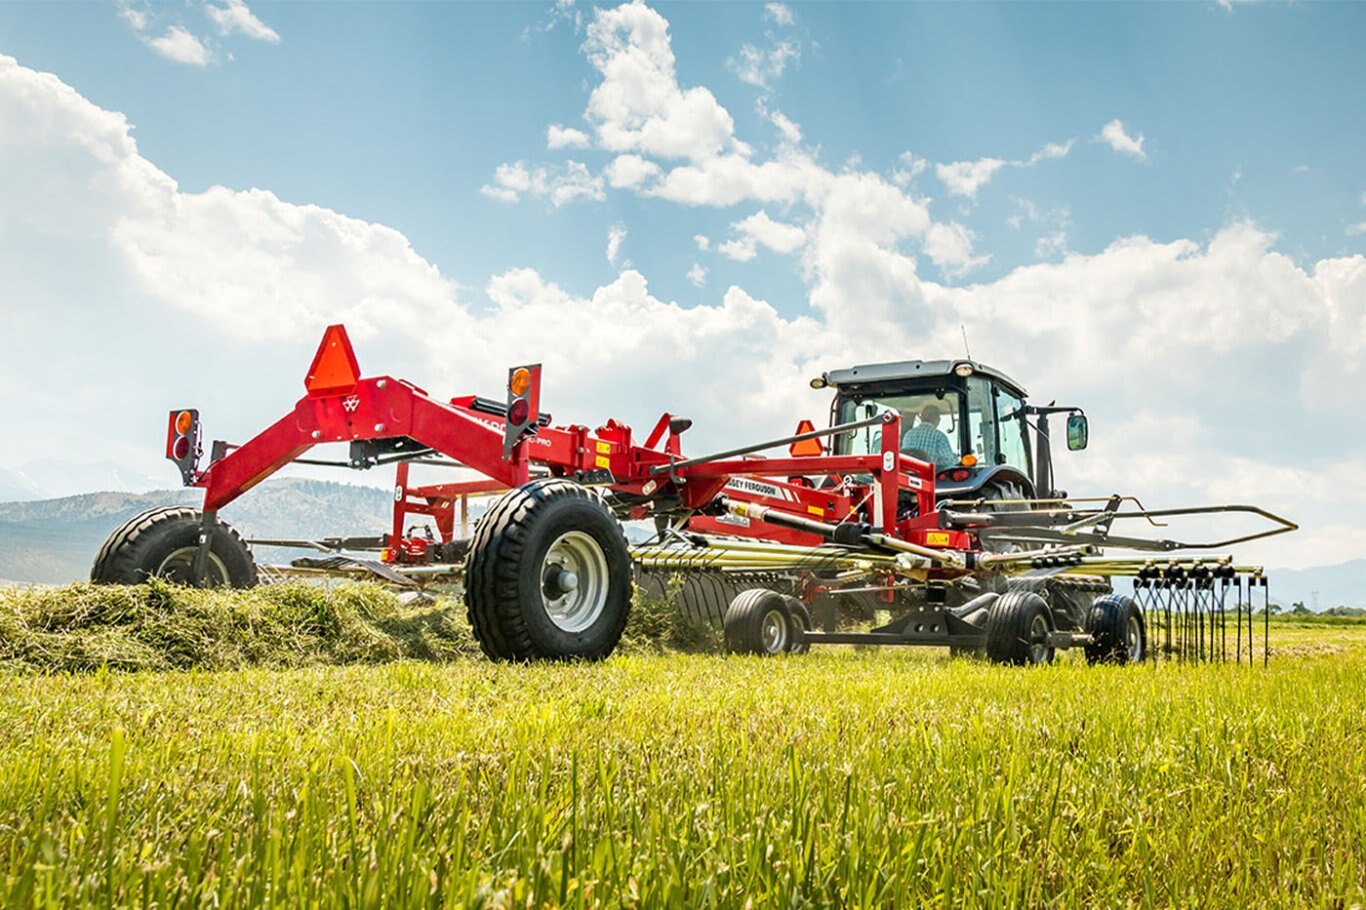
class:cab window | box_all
[965,377,999,466]
[835,392,963,468]
[995,388,1031,473]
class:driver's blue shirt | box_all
[901,424,957,468]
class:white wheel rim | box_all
[1126,614,1144,661]
[156,547,229,584]
[761,608,788,652]
[1028,613,1050,663]
[541,531,610,633]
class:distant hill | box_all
[1268,559,1366,612]
[0,479,396,584]
[0,460,164,502]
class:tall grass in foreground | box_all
[1,634,1364,907]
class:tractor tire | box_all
[90,506,257,588]
[782,596,811,654]
[724,589,793,656]
[464,479,632,662]
[984,590,1054,665]
[977,480,1027,555]
[1085,594,1146,665]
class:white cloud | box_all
[147,26,212,66]
[731,40,800,90]
[581,1,741,161]
[766,107,802,145]
[764,3,794,26]
[480,160,604,206]
[934,139,1071,199]
[204,0,280,43]
[693,234,710,251]
[718,210,806,261]
[1348,222,1366,236]
[606,223,627,264]
[1099,118,1147,160]
[687,263,708,286]
[119,5,149,31]
[935,158,1006,199]
[1024,140,1073,165]
[604,153,661,189]
[547,124,591,149]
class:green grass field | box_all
[1,586,1364,907]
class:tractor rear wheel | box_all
[724,589,793,655]
[90,506,257,587]
[984,590,1054,665]
[464,479,632,662]
[1085,594,1146,664]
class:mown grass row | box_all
[1,630,1364,906]
[0,581,718,673]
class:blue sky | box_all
[0,0,1364,568]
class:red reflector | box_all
[952,469,970,482]
[508,398,530,427]
[172,436,191,460]
[305,324,361,396]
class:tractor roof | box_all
[822,359,1028,398]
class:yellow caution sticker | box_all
[595,441,612,454]
[595,455,611,469]
[926,532,951,546]
[807,505,825,517]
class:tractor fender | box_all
[935,464,1035,501]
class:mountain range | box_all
[0,479,396,584]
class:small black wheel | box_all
[724,589,793,655]
[984,590,1054,665]
[1085,594,1146,664]
[464,479,632,661]
[782,596,811,654]
[90,506,257,587]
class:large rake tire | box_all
[464,479,632,662]
[984,590,1054,665]
[724,588,793,656]
[1085,594,1146,664]
[90,506,257,588]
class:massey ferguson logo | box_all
[342,395,361,413]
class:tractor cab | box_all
[813,359,1088,501]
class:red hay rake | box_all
[97,324,1293,664]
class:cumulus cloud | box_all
[204,0,280,43]
[1099,118,1147,160]
[718,210,806,261]
[604,154,661,189]
[687,263,708,286]
[935,139,1073,199]
[480,160,604,206]
[547,124,591,149]
[146,26,212,66]
[935,158,1006,199]
[581,1,741,161]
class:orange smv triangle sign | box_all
[305,324,362,397]
[788,419,824,457]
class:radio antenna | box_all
[960,324,973,361]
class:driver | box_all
[901,403,957,468]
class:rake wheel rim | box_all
[541,530,609,633]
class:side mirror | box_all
[1066,413,1089,451]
